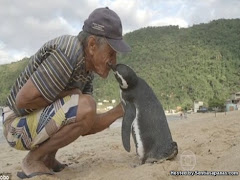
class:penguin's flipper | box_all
[122,101,136,152]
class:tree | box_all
[208,97,226,116]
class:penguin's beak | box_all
[107,62,116,72]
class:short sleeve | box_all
[31,48,73,102]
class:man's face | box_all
[91,40,117,78]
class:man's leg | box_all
[21,94,96,175]
[42,102,124,173]
[43,150,67,172]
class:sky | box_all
[0,0,240,64]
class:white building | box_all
[193,101,203,113]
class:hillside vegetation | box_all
[0,58,29,105]
[1,19,240,110]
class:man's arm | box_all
[16,78,49,109]
[16,78,81,109]
[83,103,124,136]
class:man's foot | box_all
[21,152,53,177]
[50,159,67,172]
[17,171,53,179]
[43,154,67,172]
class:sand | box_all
[0,111,240,180]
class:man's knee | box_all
[75,95,96,133]
[77,94,96,115]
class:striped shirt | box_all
[7,32,94,116]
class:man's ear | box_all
[88,36,96,55]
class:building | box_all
[231,92,240,110]
[231,92,240,104]
[226,103,237,112]
[193,101,204,113]
[225,92,240,111]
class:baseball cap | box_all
[83,7,131,53]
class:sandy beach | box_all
[0,110,240,180]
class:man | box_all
[2,7,130,178]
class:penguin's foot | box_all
[147,157,166,164]
[166,143,178,160]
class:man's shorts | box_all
[2,95,79,151]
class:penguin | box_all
[108,63,178,164]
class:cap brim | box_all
[106,38,131,53]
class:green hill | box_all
[0,58,29,105]
[1,19,240,110]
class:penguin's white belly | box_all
[132,108,144,159]
[120,90,126,105]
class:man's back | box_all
[7,34,93,116]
